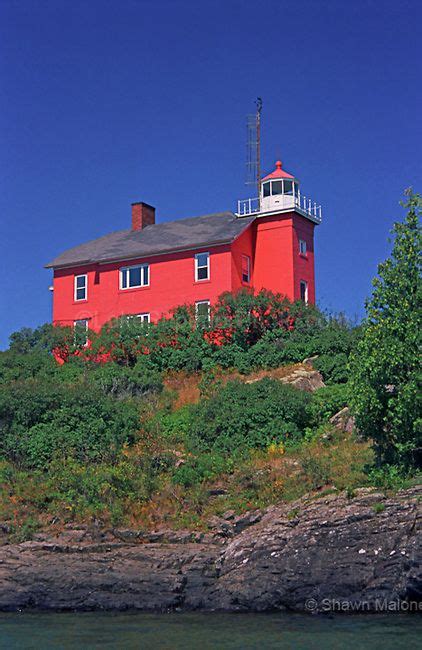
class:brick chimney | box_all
[131,202,155,231]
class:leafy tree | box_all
[350,191,422,468]
[9,323,76,355]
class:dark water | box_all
[0,612,421,649]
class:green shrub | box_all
[0,380,140,469]
[207,344,246,370]
[366,465,411,491]
[310,383,350,425]
[46,457,157,514]
[300,454,331,489]
[188,378,312,454]
[156,406,193,444]
[11,517,40,543]
[0,350,58,383]
[373,502,385,514]
[314,353,349,384]
[172,453,231,487]
[92,359,163,398]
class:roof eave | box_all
[44,258,93,270]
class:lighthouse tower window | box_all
[271,181,283,195]
[241,255,251,283]
[263,182,271,197]
[300,281,308,304]
[299,239,307,255]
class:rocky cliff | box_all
[0,487,420,613]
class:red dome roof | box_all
[261,160,295,181]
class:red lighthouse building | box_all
[46,161,322,332]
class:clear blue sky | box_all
[1,0,421,349]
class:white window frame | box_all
[241,254,251,283]
[74,274,87,301]
[73,319,89,346]
[195,300,210,322]
[299,239,307,255]
[136,313,150,323]
[124,312,150,324]
[120,264,150,290]
[194,252,210,282]
[300,280,308,304]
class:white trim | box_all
[120,263,150,289]
[136,313,150,323]
[74,274,87,301]
[299,239,307,255]
[195,300,210,321]
[300,280,308,304]
[194,252,210,282]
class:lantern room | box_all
[237,158,322,222]
[260,160,300,213]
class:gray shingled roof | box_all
[45,212,255,269]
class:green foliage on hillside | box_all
[0,373,141,470]
[1,290,358,472]
[0,290,366,536]
[188,378,312,453]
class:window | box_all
[74,274,87,301]
[283,180,293,195]
[299,239,307,255]
[300,281,308,304]
[74,319,88,346]
[136,313,150,323]
[120,264,149,289]
[271,180,283,195]
[125,313,150,324]
[263,182,271,197]
[195,300,210,323]
[241,254,251,283]
[195,252,209,281]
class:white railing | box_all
[237,192,322,223]
[295,192,323,223]
[236,197,261,216]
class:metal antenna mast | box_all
[245,98,262,204]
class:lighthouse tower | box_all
[237,160,322,304]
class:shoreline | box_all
[1,487,420,614]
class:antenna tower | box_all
[245,97,262,202]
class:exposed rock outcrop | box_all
[246,365,325,392]
[0,488,420,612]
[330,406,356,433]
[279,367,325,392]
